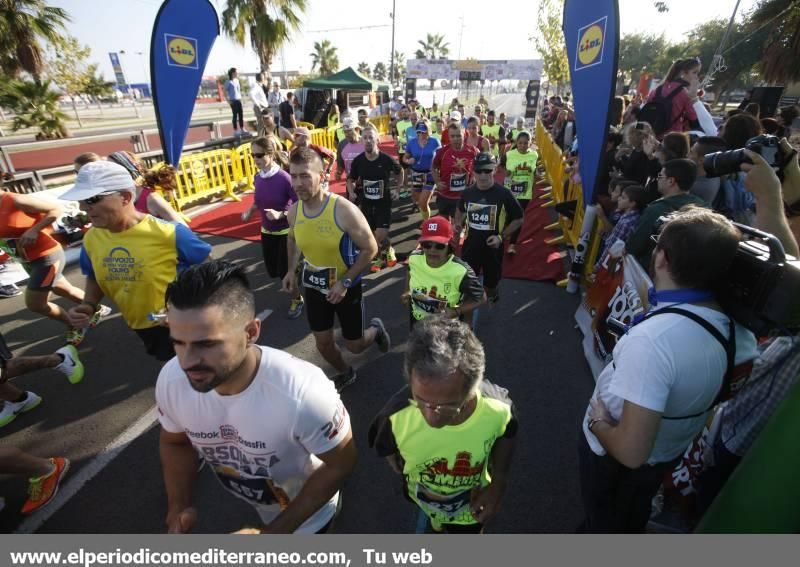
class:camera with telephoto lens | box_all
[703,134,787,179]
[652,215,800,335]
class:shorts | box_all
[134,325,175,362]
[24,249,65,291]
[461,242,502,289]
[436,196,460,219]
[260,232,289,279]
[361,202,392,231]
[304,283,364,341]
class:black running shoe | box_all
[333,367,357,392]
[370,317,391,353]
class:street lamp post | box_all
[390,0,396,89]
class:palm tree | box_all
[373,62,387,81]
[221,0,306,76]
[0,78,69,138]
[0,0,70,79]
[750,0,800,84]
[310,40,339,76]
[357,62,371,77]
[415,33,449,89]
[388,51,405,85]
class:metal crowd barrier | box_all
[535,118,609,288]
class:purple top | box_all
[254,168,297,233]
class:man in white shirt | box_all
[267,82,282,124]
[249,73,270,136]
[579,208,757,533]
[156,260,356,534]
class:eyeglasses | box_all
[408,397,468,418]
[475,169,494,174]
[421,241,447,250]
[80,192,116,206]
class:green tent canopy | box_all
[302,67,390,92]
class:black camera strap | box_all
[640,307,735,420]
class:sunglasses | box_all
[251,152,267,159]
[81,192,116,206]
[421,241,447,250]
[475,169,494,174]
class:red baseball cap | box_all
[419,216,453,244]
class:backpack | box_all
[637,85,683,136]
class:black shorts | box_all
[436,196,460,219]
[304,283,364,341]
[25,249,65,291]
[361,202,391,231]
[260,232,289,279]
[134,326,175,362]
[461,242,503,289]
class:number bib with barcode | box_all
[449,173,467,192]
[214,467,289,509]
[363,179,385,200]
[410,171,426,188]
[302,262,336,293]
[467,202,498,231]
[506,178,528,197]
[411,289,448,319]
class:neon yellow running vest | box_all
[481,124,501,156]
[396,119,413,152]
[503,149,539,200]
[408,252,467,321]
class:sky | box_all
[48,0,760,85]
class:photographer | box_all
[579,208,758,533]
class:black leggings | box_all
[229,100,244,129]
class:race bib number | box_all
[507,179,528,197]
[363,179,385,200]
[410,171,426,188]
[411,289,448,319]
[449,173,467,192]
[302,262,337,293]
[214,467,288,509]
[467,202,497,231]
[415,484,471,519]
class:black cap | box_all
[473,152,497,169]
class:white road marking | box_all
[256,309,273,321]
[15,405,160,534]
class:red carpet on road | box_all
[502,185,566,283]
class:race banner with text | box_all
[150,0,219,165]
[562,0,619,205]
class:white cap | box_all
[449,110,462,121]
[59,161,136,202]
[342,117,355,130]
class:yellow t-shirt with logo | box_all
[80,215,211,329]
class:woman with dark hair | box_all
[609,96,625,128]
[721,113,762,150]
[760,117,781,135]
[658,132,690,163]
[645,57,703,136]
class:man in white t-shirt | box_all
[156,260,356,534]
[579,208,757,533]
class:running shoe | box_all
[21,457,70,515]
[399,190,411,199]
[0,391,42,428]
[385,246,398,268]
[333,367,357,392]
[369,317,391,353]
[65,327,86,347]
[89,304,113,328]
[55,345,84,385]
[369,258,385,273]
[287,296,304,320]
[0,284,22,298]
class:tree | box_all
[221,0,306,77]
[45,34,92,126]
[415,33,449,89]
[373,62,387,81]
[310,40,339,76]
[0,0,70,79]
[531,0,569,94]
[83,66,114,100]
[0,78,68,138]
[357,61,371,77]
[750,0,800,84]
[388,51,405,85]
[618,33,670,84]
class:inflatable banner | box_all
[562,0,619,205]
[150,0,220,165]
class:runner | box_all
[454,153,524,303]
[369,317,516,533]
[1,330,83,428]
[241,136,304,319]
[290,127,336,180]
[394,107,413,193]
[63,161,211,361]
[473,104,485,126]
[441,111,461,146]
[432,123,479,222]
[507,117,526,151]
[480,110,506,157]
[465,117,492,153]
[0,447,69,514]
[347,125,402,273]
[401,216,485,328]
[499,131,538,255]
[402,121,441,220]
[0,188,109,346]
[432,117,445,142]
[334,118,365,183]
[157,261,356,534]
[357,108,370,130]
[283,147,392,391]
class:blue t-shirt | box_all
[405,137,442,172]
[225,79,241,101]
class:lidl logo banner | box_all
[563,0,619,205]
[151,0,219,165]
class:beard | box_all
[185,371,227,393]
[182,352,248,393]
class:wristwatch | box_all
[341,277,353,289]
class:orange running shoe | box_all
[21,457,70,514]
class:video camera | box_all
[703,134,791,180]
